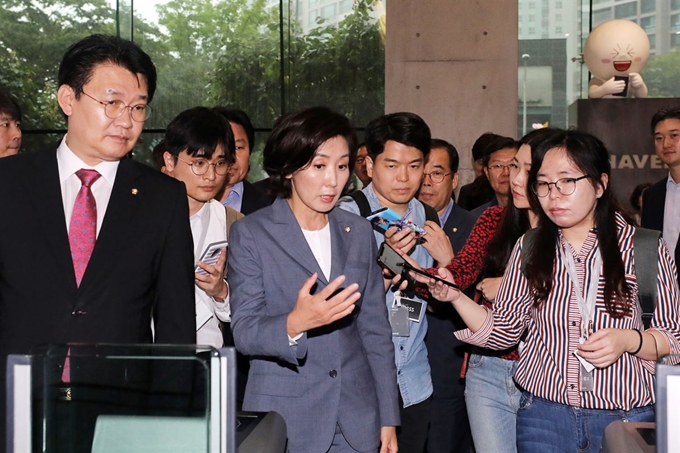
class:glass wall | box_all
[518,0,680,138]
[517,1,680,211]
[517,0,590,138]
[0,0,385,180]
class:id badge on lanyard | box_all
[560,241,602,392]
[390,291,410,337]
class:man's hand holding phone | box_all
[195,245,229,302]
[385,225,417,257]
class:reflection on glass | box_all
[517,0,680,136]
[6,0,385,174]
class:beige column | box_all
[385,0,519,189]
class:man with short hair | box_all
[338,112,436,453]
[642,106,680,286]
[0,35,196,450]
[0,89,22,157]
[457,132,498,210]
[213,107,273,214]
[471,136,518,216]
[354,143,371,188]
[418,139,476,453]
[162,106,243,348]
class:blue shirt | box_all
[222,180,244,212]
[439,198,454,225]
[338,184,434,407]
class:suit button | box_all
[329,369,338,378]
[71,310,87,317]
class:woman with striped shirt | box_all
[415,129,680,453]
[429,128,553,453]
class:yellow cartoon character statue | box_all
[584,19,650,98]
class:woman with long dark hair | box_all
[422,128,552,453]
[415,129,680,453]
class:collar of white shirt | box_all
[56,135,120,185]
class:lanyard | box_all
[558,239,602,340]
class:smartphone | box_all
[403,262,461,290]
[195,240,228,276]
[367,208,427,238]
[377,243,460,290]
[613,75,629,97]
[377,241,406,276]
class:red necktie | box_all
[69,169,101,287]
[63,169,100,383]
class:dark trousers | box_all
[426,396,472,453]
[397,394,431,453]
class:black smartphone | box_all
[403,262,461,290]
[377,241,405,275]
[613,75,629,97]
[377,242,460,290]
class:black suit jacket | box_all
[240,179,274,215]
[0,148,196,359]
[641,177,680,285]
[0,148,197,451]
[425,203,476,400]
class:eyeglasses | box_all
[531,175,589,197]
[487,163,514,173]
[422,171,451,184]
[176,156,230,176]
[81,91,152,122]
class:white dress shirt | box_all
[57,136,119,235]
[192,200,231,349]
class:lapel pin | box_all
[344,226,351,233]
[131,188,139,195]
[452,227,458,233]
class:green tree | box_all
[1,0,386,167]
[643,50,680,98]
[210,0,385,129]
[0,0,118,130]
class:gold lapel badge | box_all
[452,227,458,233]
[131,188,139,195]
[344,226,351,233]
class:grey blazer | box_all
[228,197,400,453]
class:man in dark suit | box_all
[457,132,496,211]
[0,34,196,451]
[642,106,680,286]
[213,108,273,214]
[470,135,518,218]
[418,139,476,453]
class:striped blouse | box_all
[456,213,680,410]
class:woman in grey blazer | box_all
[228,107,400,453]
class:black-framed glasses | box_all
[531,175,589,197]
[422,171,451,184]
[81,91,152,122]
[176,156,230,176]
